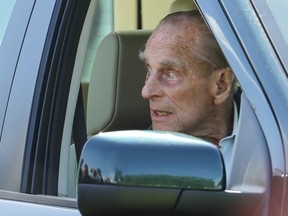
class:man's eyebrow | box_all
[160,58,184,69]
[138,50,184,70]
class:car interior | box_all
[67,30,153,197]
[58,0,198,198]
[85,30,151,137]
[58,2,272,212]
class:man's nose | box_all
[141,73,162,99]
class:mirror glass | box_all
[78,130,224,190]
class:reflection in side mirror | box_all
[77,130,224,215]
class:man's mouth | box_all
[151,109,173,117]
[150,109,173,128]
[154,111,171,116]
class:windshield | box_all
[0,0,16,47]
[252,0,288,75]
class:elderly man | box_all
[140,11,238,168]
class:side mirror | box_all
[77,130,224,215]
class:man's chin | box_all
[152,123,176,132]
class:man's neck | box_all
[191,102,234,146]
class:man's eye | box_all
[167,71,177,80]
[147,67,152,75]
[145,67,152,80]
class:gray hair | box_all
[158,10,229,71]
[158,11,238,91]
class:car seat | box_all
[86,30,152,137]
[68,30,152,197]
[169,0,197,13]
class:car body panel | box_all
[197,0,286,179]
[0,191,81,216]
[0,0,35,138]
[197,0,288,214]
[0,0,56,192]
[0,0,81,214]
[0,0,287,215]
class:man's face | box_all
[141,25,215,136]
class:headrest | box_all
[169,0,197,13]
[86,31,152,136]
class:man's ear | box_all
[209,67,234,105]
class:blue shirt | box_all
[219,101,238,186]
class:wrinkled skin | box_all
[141,21,234,145]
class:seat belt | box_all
[73,86,87,163]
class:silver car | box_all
[0,0,287,215]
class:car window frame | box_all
[21,0,90,200]
[196,0,287,213]
[0,0,35,140]
[0,0,55,192]
[0,0,17,46]
[251,0,288,75]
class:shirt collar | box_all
[231,101,239,137]
[219,101,238,144]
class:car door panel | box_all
[0,0,35,139]
[0,0,56,193]
[196,0,287,214]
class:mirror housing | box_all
[77,130,224,215]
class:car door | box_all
[0,0,90,214]
[0,0,33,138]
[75,0,287,215]
[197,0,288,215]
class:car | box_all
[0,0,287,215]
